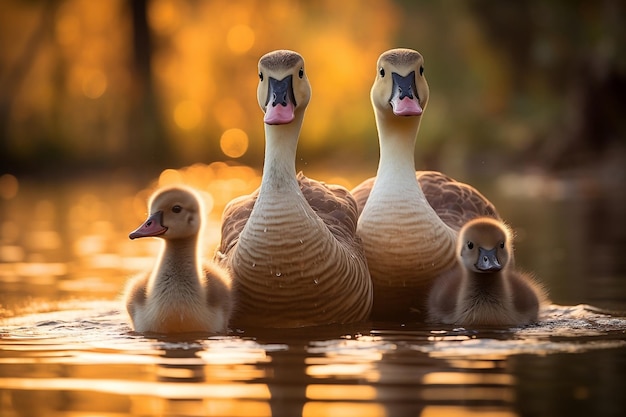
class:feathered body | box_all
[352,49,499,320]
[427,217,547,326]
[125,186,233,333]
[216,50,372,328]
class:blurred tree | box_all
[0,1,59,172]
[128,0,170,167]
[2,0,623,179]
[468,0,626,170]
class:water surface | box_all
[1,167,625,417]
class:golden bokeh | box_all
[0,174,19,200]
[81,69,108,99]
[174,100,203,130]
[148,0,184,35]
[226,24,255,54]
[220,128,249,158]
[158,168,184,186]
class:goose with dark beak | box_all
[124,186,234,334]
[427,217,548,326]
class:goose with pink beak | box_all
[215,50,373,328]
[351,49,500,321]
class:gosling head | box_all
[458,218,512,274]
[129,186,203,241]
[371,48,429,118]
[257,49,311,125]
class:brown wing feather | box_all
[417,171,500,231]
[351,176,376,216]
[351,171,499,230]
[216,189,259,258]
[297,172,359,243]
[124,273,148,319]
[203,263,235,313]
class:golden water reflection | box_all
[0,162,263,316]
[1,167,626,417]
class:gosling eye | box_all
[298,68,304,79]
[419,66,424,76]
[466,241,474,250]
[172,205,182,214]
[379,67,385,77]
[259,72,264,81]
[499,241,505,249]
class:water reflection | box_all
[1,168,626,416]
[1,305,626,416]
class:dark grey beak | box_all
[475,247,502,272]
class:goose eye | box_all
[172,205,182,214]
[259,72,264,81]
[298,68,304,79]
[379,67,385,77]
[466,241,474,250]
[419,66,424,76]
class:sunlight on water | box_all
[1,299,626,416]
[303,402,386,417]
[421,406,518,417]
[0,170,625,416]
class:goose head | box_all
[129,187,202,241]
[371,48,429,119]
[458,218,512,274]
[257,49,311,125]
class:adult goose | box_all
[427,217,547,326]
[351,48,499,320]
[125,186,234,334]
[216,50,372,328]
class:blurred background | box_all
[0,0,625,314]
[1,5,625,417]
[1,0,624,178]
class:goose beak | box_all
[475,247,502,272]
[389,71,423,116]
[129,211,167,239]
[264,75,296,125]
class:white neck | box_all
[358,108,457,285]
[236,110,318,253]
[259,113,304,194]
[374,111,423,192]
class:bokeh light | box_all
[81,69,107,99]
[158,168,184,186]
[148,0,183,35]
[0,174,19,200]
[226,24,255,54]
[220,128,249,158]
[174,100,203,130]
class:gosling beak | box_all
[389,71,423,116]
[475,247,502,272]
[264,75,296,125]
[129,211,167,239]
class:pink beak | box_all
[129,211,167,239]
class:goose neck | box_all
[375,113,421,177]
[261,117,303,191]
[465,271,507,296]
[157,237,202,283]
